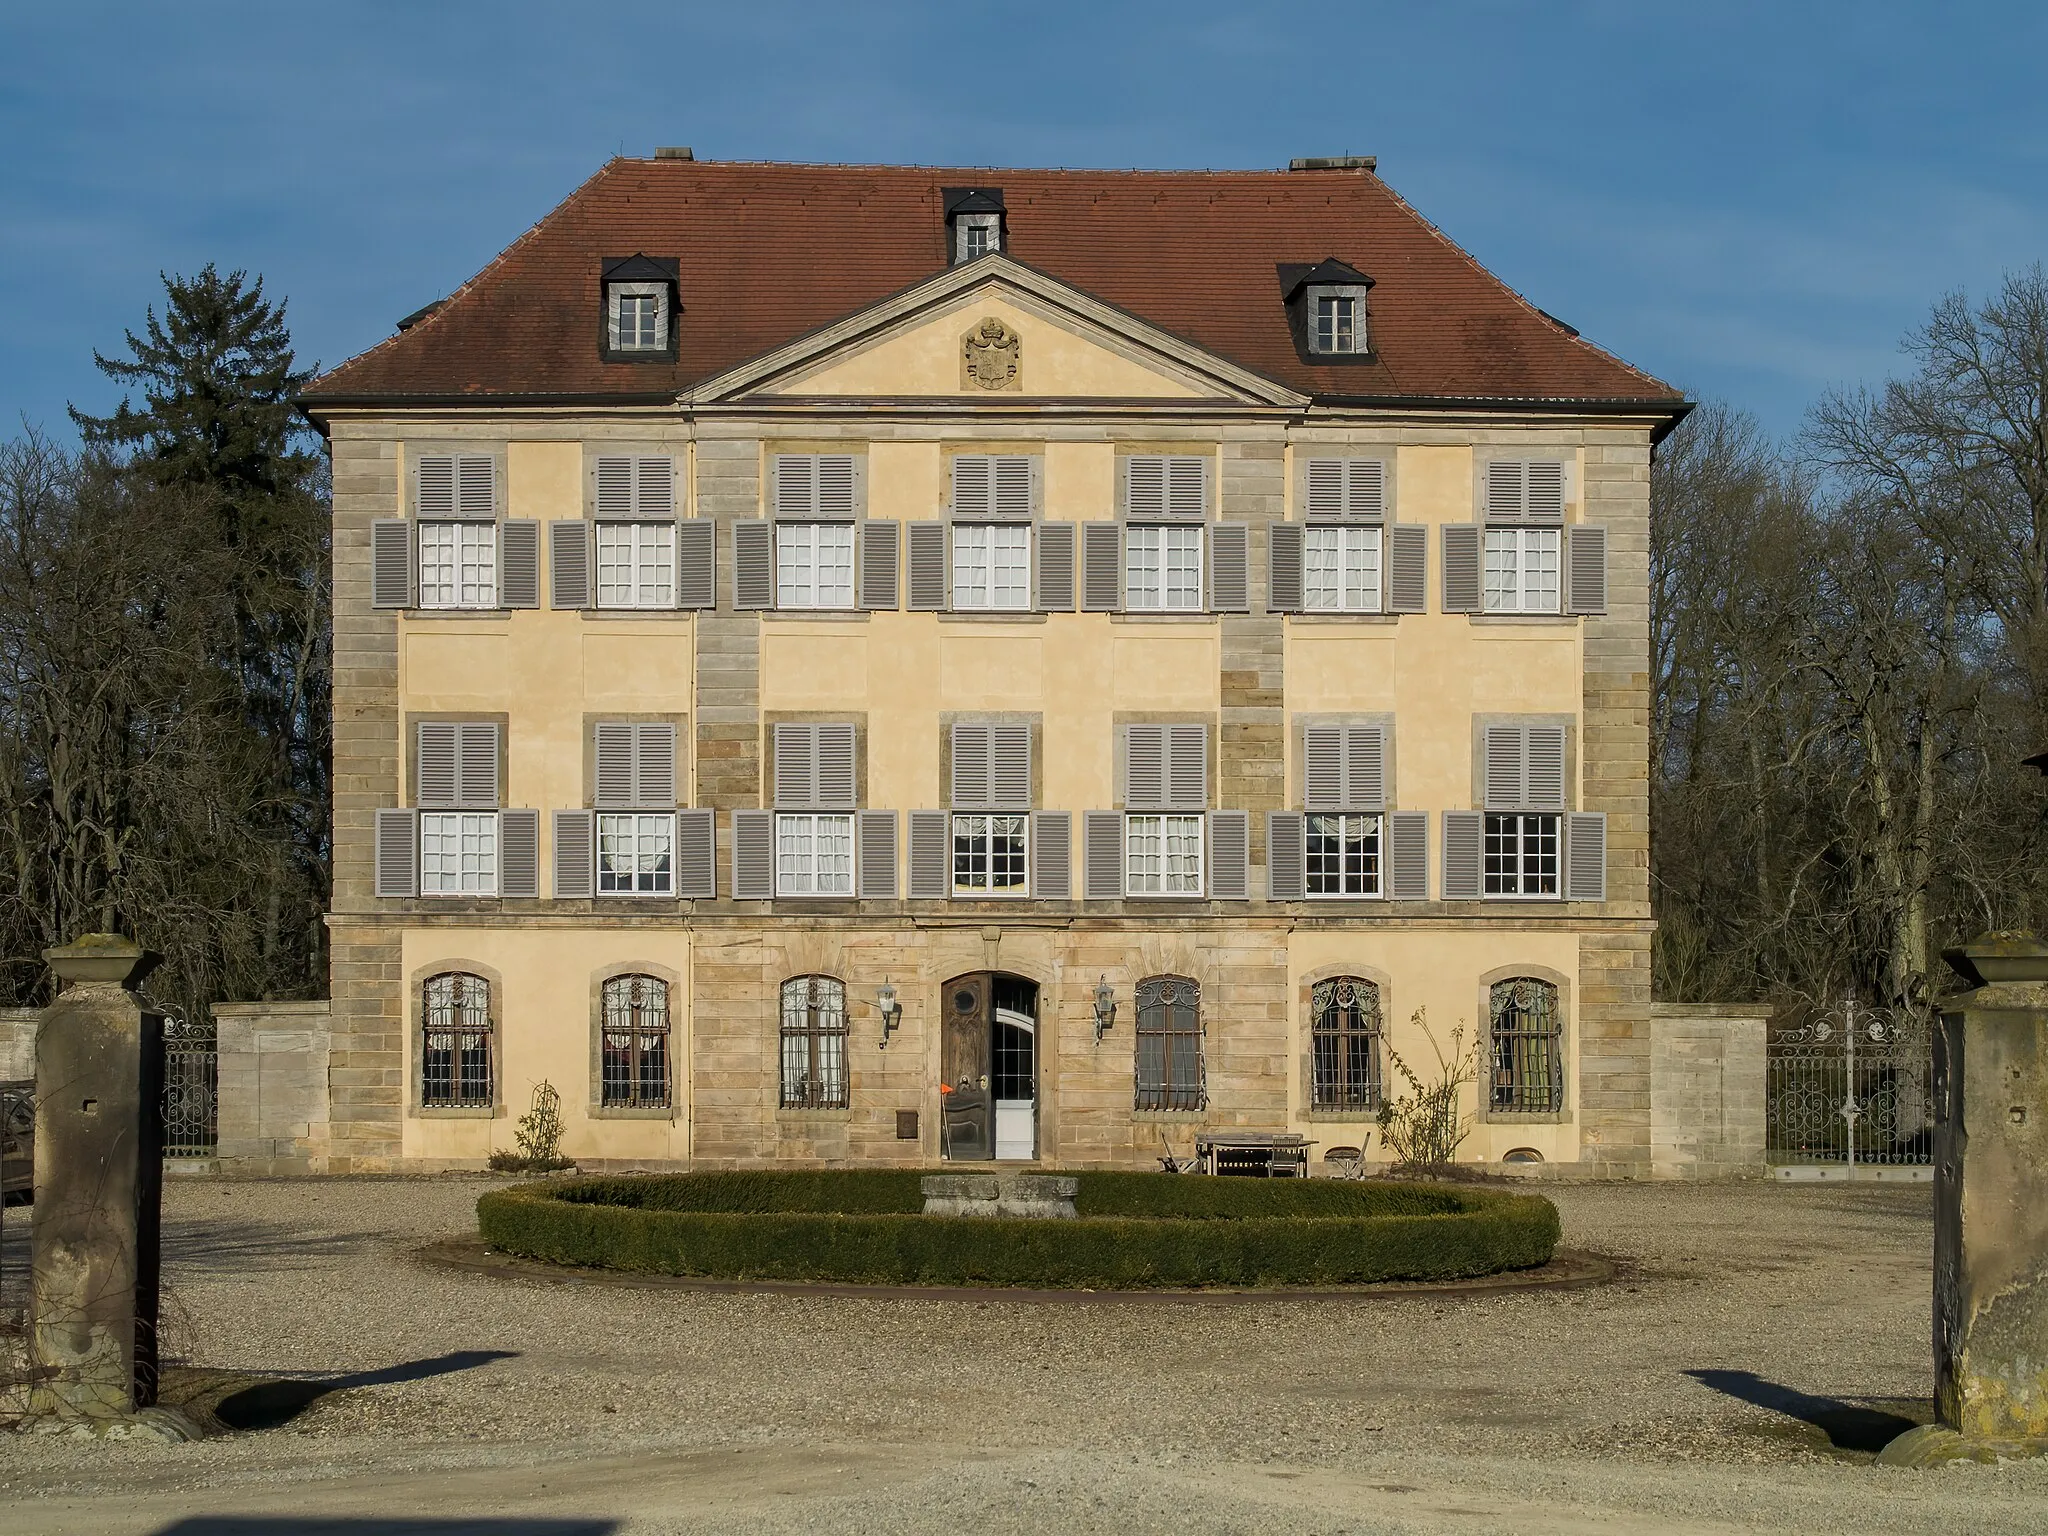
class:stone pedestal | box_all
[27,935,165,1420]
[1884,932,2048,1463]
[921,1173,1078,1219]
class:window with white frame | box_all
[953,813,1027,893]
[776,812,854,896]
[1125,813,1204,895]
[598,813,673,895]
[419,812,498,895]
[1485,813,1560,897]
[608,283,668,352]
[1305,525,1383,612]
[417,521,497,610]
[1125,525,1203,612]
[595,522,675,608]
[954,213,1001,263]
[1306,812,1381,896]
[1315,294,1358,353]
[951,523,1031,610]
[1483,527,1562,613]
[775,522,855,609]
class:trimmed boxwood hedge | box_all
[476,1171,1559,1290]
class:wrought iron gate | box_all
[161,1010,217,1158]
[1766,1000,1932,1167]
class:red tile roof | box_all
[302,158,1683,411]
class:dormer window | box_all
[1281,258,1375,359]
[1314,293,1358,353]
[943,187,1006,264]
[599,254,679,362]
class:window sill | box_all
[412,1105,498,1120]
[402,609,509,622]
[1482,1110,1572,1125]
[1110,613,1214,625]
[778,1108,854,1122]
[1304,1110,1382,1123]
[1131,1109,1208,1122]
[1288,613,1399,626]
[1467,615,1576,627]
[765,610,871,624]
[588,1105,676,1121]
[580,608,699,622]
[938,611,1049,625]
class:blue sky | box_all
[4,2,2045,443]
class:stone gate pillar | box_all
[27,934,165,1420]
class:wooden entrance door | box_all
[941,974,993,1160]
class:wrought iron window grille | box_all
[600,974,671,1108]
[1311,976,1383,1111]
[1488,977,1562,1114]
[1134,974,1204,1111]
[780,975,849,1109]
[422,972,493,1108]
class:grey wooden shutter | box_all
[951,454,990,517]
[1124,455,1165,519]
[1033,811,1071,898]
[1208,524,1249,613]
[457,456,495,518]
[636,722,677,808]
[1387,811,1429,900]
[596,456,634,518]
[1166,724,1208,809]
[859,520,900,610]
[1036,522,1076,611]
[951,723,991,807]
[675,519,716,609]
[1306,459,1344,521]
[499,810,539,898]
[1442,811,1483,900]
[816,455,858,519]
[1267,812,1305,900]
[732,521,773,609]
[674,808,716,898]
[907,522,947,610]
[1082,523,1122,611]
[1526,725,1567,810]
[1443,525,1482,613]
[1485,725,1527,810]
[857,810,899,898]
[415,722,459,807]
[1486,460,1525,524]
[637,456,676,517]
[1525,461,1565,523]
[1345,460,1386,521]
[774,723,816,807]
[457,722,500,807]
[1268,522,1304,612]
[594,722,635,807]
[372,521,413,608]
[416,455,456,519]
[1387,524,1427,613]
[500,520,540,608]
[1567,812,1607,902]
[1125,725,1165,809]
[374,808,417,898]
[991,723,1031,809]
[1208,811,1249,899]
[815,723,857,808]
[552,810,595,898]
[994,456,1035,519]
[1347,725,1386,811]
[773,454,815,519]
[549,521,591,609]
[1566,524,1607,615]
[1303,726,1343,811]
[1083,811,1124,898]
[908,810,949,898]
[731,810,775,899]
[1160,456,1208,519]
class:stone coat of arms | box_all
[961,317,1021,391]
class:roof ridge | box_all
[628,158,1370,179]
[309,158,626,392]
[1363,171,1672,395]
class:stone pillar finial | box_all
[42,933,160,992]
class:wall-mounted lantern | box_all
[1093,976,1117,1044]
[875,983,903,1049]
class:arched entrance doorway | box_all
[940,972,1039,1161]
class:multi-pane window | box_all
[1134,975,1203,1111]
[1306,813,1381,897]
[1490,977,1563,1114]
[417,521,497,609]
[776,522,855,609]
[1125,814,1204,896]
[616,292,660,350]
[1311,976,1383,1111]
[951,524,1031,610]
[595,522,675,608]
[419,812,497,896]
[600,974,670,1108]
[1125,524,1203,612]
[421,972,492,1108]
[776,812,854,896]
[1315,294,1357,353]
[1483,528,1562,613]
[598,814,673,895]
[953,814,1027,893]
[780,975,848,1108]
[1485,813,1560,897]
[1305,525,1383,612]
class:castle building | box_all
[299,153,1686,1173]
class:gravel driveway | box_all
[2,1174,2044,1534]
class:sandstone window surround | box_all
[1441,720,1606,903]
[1267,718,1425,902]
[1487,976,1565,1116]
[734,453,900,614]
[375,719,541,901]
[780,975,849,1109]
[1310,975,1384,1112]
[599,254,679,363]
[420,971,493,1110]
[371,450,539,613]
[547,452,714,613]
[1081,723,1248,901]
[1441,457,1607,619]
[599,974,671,1110]
[552,720,714,900]
[1134,975,1204,1112]
[1074,452,1248,617]
[729,721,877,901]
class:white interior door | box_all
[994,1006,1036,1160]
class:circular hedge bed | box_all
[476,1171,1560,1290]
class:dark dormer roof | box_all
[601,253,679,283]
[942,187,1006,215]
[1278,258,1375,300]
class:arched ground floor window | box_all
[601,974,670,1108]
[1489,977,1563,1113]
[780,975,848,1108]
[422,972,492,1107]
[1311,976,1383,1111]
[1135,975,1203,1111]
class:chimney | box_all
[654,146,694,161]
[1289,156,1376,172]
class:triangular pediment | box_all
[684,254,1305,407]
